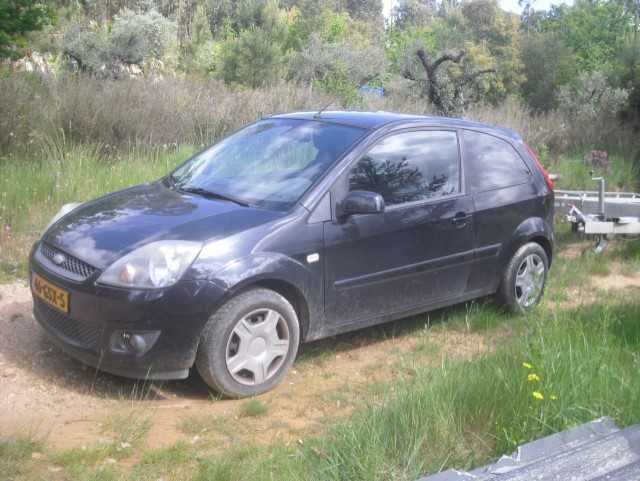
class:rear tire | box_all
[195,288,300,398]
[497,242,549,313]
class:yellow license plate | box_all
[32,273,70,314]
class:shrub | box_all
[558,71,629,122]
[557,71,630,150]
[58,8,175,76]
[520,33,578,112]
[109,8,175,65]
[289,33,386,104]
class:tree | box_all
[541,0,633,72]
[216,2,290,87]
[614,38,640,129]
[290,32,387,104]
[342,0,383,22]
[390,0,437,29]
[403,46,495,114]
[0,0,53,58]
[520,32,577,111]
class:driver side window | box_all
[348,130,460,207]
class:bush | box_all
[109,8,175,65]
[520,33,578,112]
[58,8,175,76]
[289,33,386,104]
[557,71,630,151]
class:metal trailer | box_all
[554,177,640,252]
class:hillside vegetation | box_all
[1,2,640,480]
[2,1,640,280]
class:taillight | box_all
[525,143,554,190]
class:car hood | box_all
[44,182,284,269]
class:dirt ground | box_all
[0,281,488,453]
[3,245,638,456]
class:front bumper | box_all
[29,242,227,380]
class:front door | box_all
[323,129,475,328]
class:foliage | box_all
[557,71,630,150]
[215,1,291,87]
[558,71,629,124]
[613,39,640,129]
[391,0,523,113]
[290,33,386,98]
[520,33,578,111]
[110,8,173,64]
[540,0,633,72]
[0,0,53,58]
[59,7,174,75]
[390,0,436,29]
[342,0,383,22]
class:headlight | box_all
[97,241,202,289]
[44,203,82,233]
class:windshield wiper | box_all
[177,186,251,207]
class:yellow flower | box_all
[527,373,541,382]
[550,394,558,400]
[522,362,533,369]
[532,391,544,400]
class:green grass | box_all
[1,146,639,480]
[238,399,269,418]
[179,413,237,438]
[552,153,639,191]
[51,410,152,469]
[151,296,640,481]
[0,143,194,281]
[4,241,640,481]
[0,435,45,479]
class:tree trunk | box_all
[177,0,193,58]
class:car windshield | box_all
[169,118,365,211]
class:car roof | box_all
[271,111,522,142]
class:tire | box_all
[496,242,549,314]
[195,288,300,398]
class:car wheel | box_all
[497,242,549,313]
[195,288,300,398]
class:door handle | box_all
[452,212,471,228]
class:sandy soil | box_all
[0,281,488,453]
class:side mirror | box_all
[341,190,385,217]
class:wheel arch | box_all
[246,279,311,342]
[502,217,554,269]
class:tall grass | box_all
[3,73,639,159]
[552,153,640,191]
[0,75,334,156]
[188,297,640,481]
[0,144,193,280]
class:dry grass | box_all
[3,73,638,161]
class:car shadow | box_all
[0,295,499,403]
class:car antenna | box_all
[313,102,332,119]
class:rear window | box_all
[462,130,531,193]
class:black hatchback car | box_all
[29,111,554,397]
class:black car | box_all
[29,111,554,398]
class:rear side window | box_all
[462,130,531,193]
[348,130,460,206]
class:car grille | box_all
[34,300,103,352]
[39,243,96,280]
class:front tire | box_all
[497,242,549,313]
[195,288,300,398]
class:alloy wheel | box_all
[514,253,545,309]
